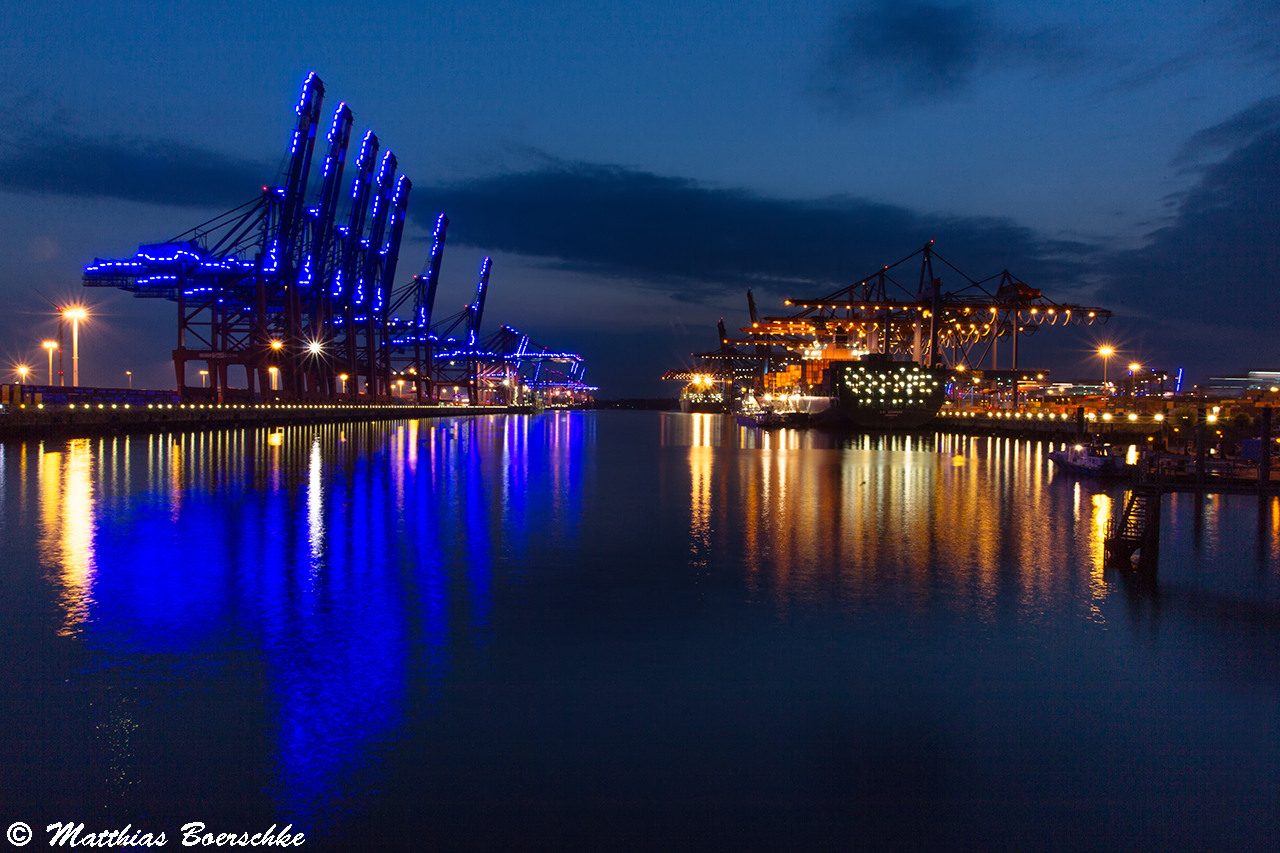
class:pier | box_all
[0,395,530,441]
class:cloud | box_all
[1108,3,1280,96]
[1171,94,1280,170]
[412,160,1098,305]
[0,123,271,210]
[1098,98,1280,377]
[0,116,1095,306]
[1211,0,1280,67]
[816,1,1085,109]
[0,121,1110,394]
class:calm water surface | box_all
[2,412,1278,850]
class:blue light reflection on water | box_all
[2,412,1278,850]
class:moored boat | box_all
[1048,443,1135,477]
[734,394,831,429]
[679,378,728,413]
[735,409,808,429]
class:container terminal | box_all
[2,72,593,438]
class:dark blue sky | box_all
[2,0,1279,395]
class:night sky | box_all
[2,0,1278,396]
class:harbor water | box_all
[2,411,1278,850]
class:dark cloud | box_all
[412,160,1098,305]
[817,1,1085,109]
[0,118,1094,306]
[0,125,271,210]
[838,2,989,97]
[1098,100,1280,378]
[1171,94,1280,169]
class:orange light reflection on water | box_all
[669,418,1115,616]
[38,438,98,637]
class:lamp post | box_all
[199,370,208,388]
[1128,362,1141,399]
[56,313,65,385]
[62,307,87,387]
[1097,345,1114,394]
[268,366,279,392]
[126,370,132,389]
[339,373,348,395]
[42,340,57,385]
[17,365,29,385]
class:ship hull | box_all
[680,398,728,414]
[823,358,950,430]
[679,380,728,413]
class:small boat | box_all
[1047,443,1135,477]
[735,409,807,429]
[734,393,826,429]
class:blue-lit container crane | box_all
[81,72,591,403]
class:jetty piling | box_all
[1261,406,1272,487]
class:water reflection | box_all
[7,415,591,827]
[38,438,98,637]
[664,416,1114,617]
[7,412,1278,848]
[1162,492,1280,602]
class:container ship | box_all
[663,242,1113,429]
[678,376,729,413]
[823,355,950,429]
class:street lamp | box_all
[62,307,87,387]
[42,340,57,385]
[1128,362,1141,398]
[1097,345,1114,393]
[339,373,348,394]
[16,364,29,384]
[126,370,132,389]
[268,366,279,392]
[199,370,208,388]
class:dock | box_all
[0,400,530,442]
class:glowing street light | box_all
[339,373,349,394]
[1097,345,1114,393]
[268,366,279,392]
[42,340,57,385]
[199,370,208,388]
[16,364,30,384]
[62,307,87,387]
[126,370,132,389]
[270,339,284,352]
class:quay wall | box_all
[932,409,1160,443]
[0,401,525,441]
